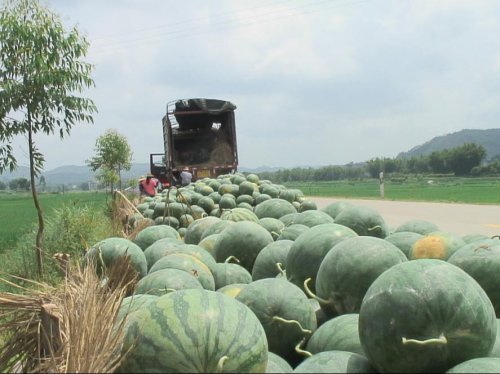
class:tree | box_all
[87,129,133,191]
[447,143,486,176]
[0,0,96,277]
[0,180,5,190]
[8,177,29,190]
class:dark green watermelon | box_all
[359,259,497,373]
[235,278,317,365]
[316,236,407,315]
[448,239,500,317]
[333,205,388,238]
[183,216,221,245]
[446,357,500,373]
[292,210,334,228]
[384,231,424,259]
[394,219,440,235]
[254,198,297,220]
[85,237,147,278]
[251,240,293,281]
[286,223,358,293]
[306,314,364,356]
[320,201,355,220]
[212,262,252,290]
[277,223,309,241]
[133,225,180,250]
[148,253,215,291]
[265,352,293,373]
[293,350,376,373]
[214,221,274,273]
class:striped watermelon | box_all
[119,289,268,373]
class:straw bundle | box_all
[0,257,137,373]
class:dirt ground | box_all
[310,197,500,237]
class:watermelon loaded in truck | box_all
[150,98,238,187]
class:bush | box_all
[0,203,118,290]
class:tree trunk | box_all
[28,123,44,278]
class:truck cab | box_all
[150,98,238,186]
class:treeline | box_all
[257,143,500,183]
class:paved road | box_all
[310,197,500,237]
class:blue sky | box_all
[11,0,500,170]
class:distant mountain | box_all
[2,128,499,186]
[397,128,500,160]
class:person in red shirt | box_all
[139,174,158,197]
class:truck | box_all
[150,98,238,186]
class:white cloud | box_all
[8,0,500,172]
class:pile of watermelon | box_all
[85,172,500,373]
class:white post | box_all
[379,171,384,199]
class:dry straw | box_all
[0,256,138,373]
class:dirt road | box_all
[310,197,500,237]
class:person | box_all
[139,173,158,197]
[180,167,192,186]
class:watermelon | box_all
[490,319,500,358]
[286,223,358,293]
[133,225,180,250]
[116,294,158,325]
[258,217,285,240]
[279,212,299,226]
[235,278,317,365]
[293,350,376,373]
[220,208,259,223]
[153,216,180,229]
[333,205,388,238]
[255,193,272,205]
[197,234,219,258]
[265,352,293,373]
[384,231,423,259]
[119,289,268,373]
[142,238,190,270]
[197,196,216,213]
[183,216,221,245]
[200,220,234,240]
[254,198,297,220]
[306,314,364,356]
[216,283,248,298]
[448,239,500,316]
[320,201,354,219]
[316,236,407,315]
[214,221,274,273]
[446,357,500,373]
[85,237,147,278]
[359,259,497,373]
[409,231,466,260]
[251,240,293,281]
[135,268,203,296]
[238,181,258,196]
[394,219,440,235]
[292,210,334,228]
[212,262,252,289]
[148,253,215,290]
[277,224,309,241]
[298,200,317,212]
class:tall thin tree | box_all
[0,0,97,277]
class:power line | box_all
[90,0,369,55]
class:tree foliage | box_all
[0,0,96,276]
[87,129,133,190]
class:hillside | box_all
[397,128,500,160]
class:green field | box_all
[286,176,500,204]
[0,191,108,252]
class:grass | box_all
[0,191,108,253]
[285,176,500,204]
